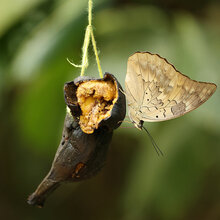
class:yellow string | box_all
[67,0,103,78]
[80,25,91,76]
[91,30,103,78]
[88,0,92,26]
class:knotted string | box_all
[67,0,103,78]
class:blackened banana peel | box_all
[27,73,126,207]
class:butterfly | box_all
[125,52,217,155]
[125,52,217,129]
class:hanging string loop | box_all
[68,0,103,78]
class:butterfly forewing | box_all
[126,58,145,106]
[125,52,217,124]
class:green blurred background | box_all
[0,0,219,219]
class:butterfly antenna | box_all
[143,126,164,157]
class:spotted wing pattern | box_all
[125,52,217,123]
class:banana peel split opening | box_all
[64,73,126,133]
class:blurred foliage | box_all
[0,0,220,219]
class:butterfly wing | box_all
[125,52,217,123]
